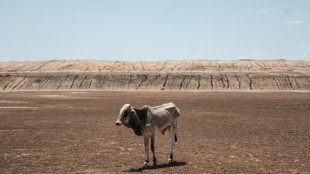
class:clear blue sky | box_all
[0,0,309,61]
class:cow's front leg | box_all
[151,134,157,166]
[143,137,149,167]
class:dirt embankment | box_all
[0,60,309,91]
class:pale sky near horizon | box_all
[0,0,309,62]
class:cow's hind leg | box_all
[151,134,157,166]
[143,137,149,167]
[168,125,176,164]
[161,126,170,135]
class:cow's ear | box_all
[131,109,136,115]
[128,105,131,111]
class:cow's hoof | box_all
[142,162,148,168]
[153,162,157,167]
[168,158,173,164]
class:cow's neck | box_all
[127,107,148,136]
[133,107,148,126]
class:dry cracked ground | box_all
[0,92,310,173]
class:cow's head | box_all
[115,104,136,127]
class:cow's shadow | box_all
[123,161,187,172]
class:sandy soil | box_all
[1,60,309,74]
[0,92,309,173]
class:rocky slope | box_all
[0,60,309,91]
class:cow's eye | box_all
[123,111,128,117]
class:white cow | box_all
[115,103,180,167]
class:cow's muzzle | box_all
[115,121,122,126]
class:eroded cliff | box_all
[1,60,309,91]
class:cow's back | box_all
[148,103,179,130]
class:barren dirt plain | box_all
[1,91,310,173]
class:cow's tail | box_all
[175,106,180,117]
[172,103,180,142]
[175,132,177,142]
[175,115,178,143]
